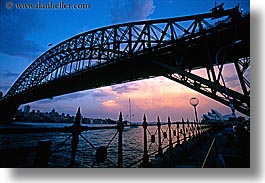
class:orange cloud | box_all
[102,100,121,109]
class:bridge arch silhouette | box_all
[0,5,250,122]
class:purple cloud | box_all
[111,83,139,94]
[1,70,19,78]
[91,90,109,98]
[225,75,238,83]
[0,84,11,91]
[111,0,155,24]
[36,92,89,104]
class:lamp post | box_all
[215,40,242,66]
[215,40,241,119]
[190,97,199,122]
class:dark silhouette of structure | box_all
[0,5,250,122]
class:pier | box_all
[0,109,249,168]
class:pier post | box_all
[141,114,149,167]
[194,120,198,137]
[197,120,201,136]
[34,140,52,167]
[168,117,173,149]
[176,122,180,145]
[187,119,191,140]
[70,133,79,167]
[70,107,81,167]
[117,112,124,168]
[157,116,163,156]
[191,121,195,138]
[182,118,186,143]
[200,123,203,134]
[199,121,202,135]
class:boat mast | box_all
[129,98,131,123]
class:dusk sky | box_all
[0,0,250,122]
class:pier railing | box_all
[0,110,215,168]
[135,115,213,167]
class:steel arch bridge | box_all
[0,5,250,122]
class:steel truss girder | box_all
[153,61,250,116]
[234,57,250,97]
[4,6,242,98]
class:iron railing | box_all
[0,109,216,168]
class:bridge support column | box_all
[0,99,19,122]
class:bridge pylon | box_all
[0,98,20,122]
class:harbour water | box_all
[0,122,177,168]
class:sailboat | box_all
[127,98,138,128]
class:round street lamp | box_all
[190,97,199,122]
